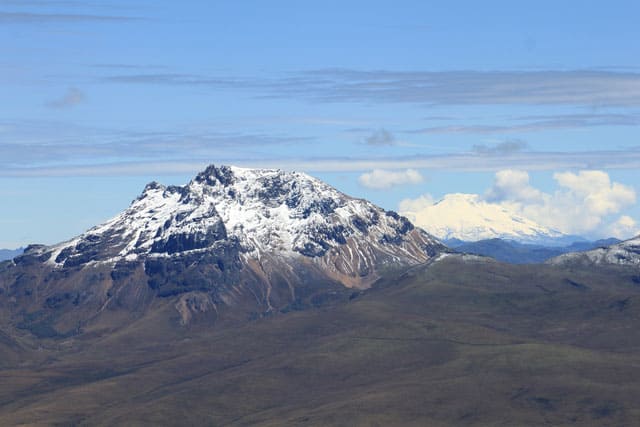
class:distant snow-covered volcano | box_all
[400,193,567,244]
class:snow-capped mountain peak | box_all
[401,193,565,243]
[25,165,443,290]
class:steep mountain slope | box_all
[401,193,566,244]
[549,235,640,267]
[0,165,443,335]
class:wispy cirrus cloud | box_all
[408,113,640,135]
[90,63,167,70]
[285,69,640,107]
[0,11,139,23]
[103,73,237,86]
[0,120,311,171]
[472,139,528,155]
[102,69,640,108]
[6,148,640,177]
[0,1,92,6]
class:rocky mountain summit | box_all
[1,165,443,333]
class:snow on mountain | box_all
[549,235,640,267]
[400,193,566,244]
[20,165,443,290]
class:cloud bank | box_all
[488,170,636,235]
[400,169,638,239]
[606,216,639,239]
[358,169,423,190]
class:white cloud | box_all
[400,169,637,238]
[358,168,423,190]
[553,170,636,217]
[484,169,544,203]
[510,171,637,235]
[605,216,640,239]
[398,194,434,223]
[398,194,435,213]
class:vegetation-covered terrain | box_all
[1,255,639,426]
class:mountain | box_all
[549,235,640,267]
[401,193,568,244]
[450,238,621,264]
[0,165,443,334]
[0,248,23,262]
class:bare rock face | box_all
[0,165,444,334]
[174,292,217,326]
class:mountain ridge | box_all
[450,237,622,264]
[549,234,640,267]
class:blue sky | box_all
[2,0,640,247]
